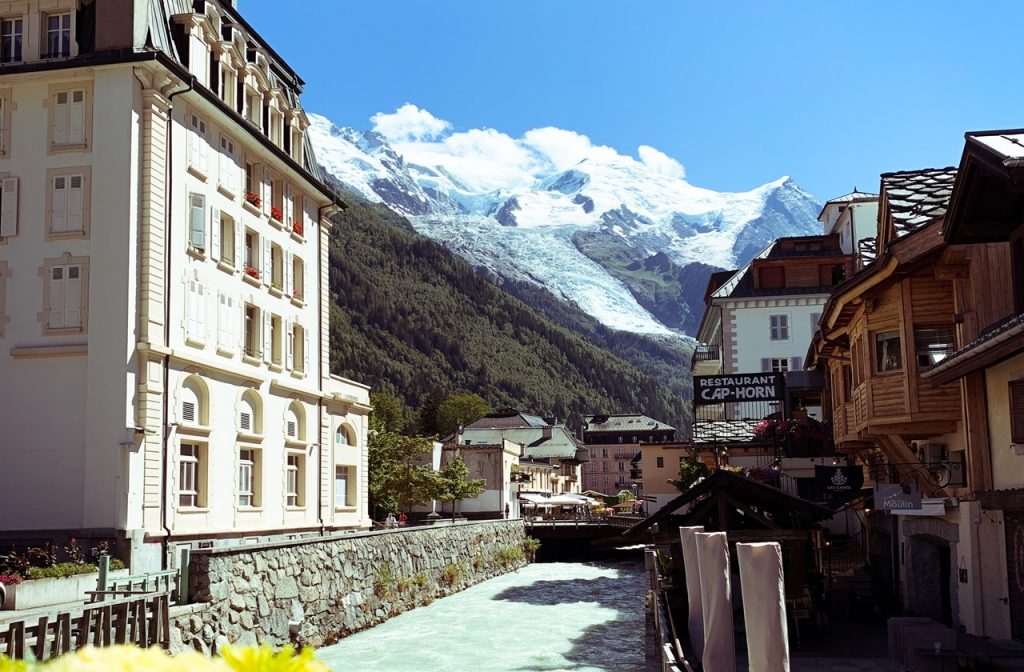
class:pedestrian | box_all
[504,503,510,519]
[398,511,407,526]
[385,512,396,529]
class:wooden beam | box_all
[726,495,781,529]
[962,371,993,492]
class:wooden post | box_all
[76,609,92,650]
[33,615,49,661]
[177,546,191,606]
[96,555,110,602]
[6,621,25,658]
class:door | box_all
[1005,512,1024,641]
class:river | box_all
[318,560,645,672]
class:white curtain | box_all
[737,542,790,672]
[679,526,705,661]
[697,531,735,672]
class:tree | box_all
[367,420,440,518]
[370,392,409,434]
[670,453,710,493]
[438,454,486,520]
[436,393,491,437]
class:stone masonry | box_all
[170,520,527,652]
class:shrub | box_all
[496,545,524,567]
[0,643,328,671]
[471,551,485,571]
[523,537,541,562]
[441,563,462,586]
[413,572,428,589]
[24,562,99,580]
[373,563,395,598]
[0,573,22,586]
[395,576,412,593]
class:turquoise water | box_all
[318,561,645,672]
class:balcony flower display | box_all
[753,418,791,441]
[244,191,262,208]
[752,416,830,442]
[271,205,283,221]
[244,266,260,280]
[292,219,304,236]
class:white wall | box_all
[729,297,827,374]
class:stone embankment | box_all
[170,520,527,652]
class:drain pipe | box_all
[158,75,194,565]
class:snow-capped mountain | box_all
[309,107,822,336]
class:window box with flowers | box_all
[243,265,261,286]
[243,191,262,215]
[270,206,283,223]
[292,219,304,239]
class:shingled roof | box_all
[880,167,957,238]
[858,237,877,266]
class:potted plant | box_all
[244,191,262,208]
[292,219,304,236]
[244,265,261,280]
[271,205,283,221]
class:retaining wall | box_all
[170,520,527,652]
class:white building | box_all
[817,189,879,258]
[0,0,371,571]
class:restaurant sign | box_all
[694,373,785,405]
[814,465,864,503]
[876,483,923,511]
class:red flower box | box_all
[245,191,262,208]
[292,220,304,236]
[271,206,283,221]
[244,266,260,280]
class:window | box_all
[245,90,260,126]
[292,256,304,301]
[188,113,208,173]
[336,425,353,446]
[656,457,664,468]
[244,229,259,277]
[218,133,238,193]
[1011,380,1024,444]
[1,18,22,63]
[238,448,257,507]
[245,162,255,197]
[285,402,305,441]
[287,453,305,507]
[44,13,70,58]
[239,390,262,435]
[914,326,956,371]
[270,109,282,146]
[603,476,609,485]
[179,376,208,426]
[618,461,625,472]
[178,442,206,508]
[216,291,237,350]
[270,244,283,291]
[289,322,307,374]
[771,358,789,373]
[875,330,902,373]
[44,261,87,332]
[0,176,18,238]
[335,465,354,508]
[217,211,236,267]
[243,303,260,360]
[185,275,206,343]
[188,193,205,252]
[769,315,789,341]
[270,314,283,366]
[47,169,89,237]
[50,87,87,148]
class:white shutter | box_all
[262,237,271,286]
[211,208,221,261]
[196,283,206,339]
[67,175,84,233]
[234,217,243,268]
[791,356,803,371]
[189,194,205,250]
[189,115,201,167]
[49,267,66,328]
[187,279,199,337]
[305,259,311,305]
[217,291,229,347]
[50,177,67,233]
[761,358,771,372]
[263,311,272,363]
[66,265,81,327]
[68,90,85,145]
[261,166,272,217]
[285,319,293,369]
[303,327,309,375]
[218,135,229,186]
[0,177,18,237]
[198,120,208,171]
[53,91,69,145]
[284,251,292,296]
[284,183,293,228]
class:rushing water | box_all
[318,560,645,672]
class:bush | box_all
[373,563,395,598]
[523,537,541,562]
[441,563,462,586]
[496,545,524,567]
[24,562,100,580]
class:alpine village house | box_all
[0,0,371,573]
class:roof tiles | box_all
[880,167,957,237]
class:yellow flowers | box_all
[0,645,328,672]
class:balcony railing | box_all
[692,344,721,362]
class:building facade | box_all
[0,0,371,571]
[580,414,675,494]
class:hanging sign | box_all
[694,373,785,405]
[875,483,922,511]
[815,465,864,503]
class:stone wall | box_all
[170,520,526,652]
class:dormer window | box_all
[1,18,22,63]
[44,13,70,58]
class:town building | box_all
[580,414,675,494]
[0,0,371,571]
[628,442,693,509]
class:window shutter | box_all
[0,97,5,151]
[50,176,67,232]
[1011,381,1024,444]
[217,291,229,347]
[285,319,293,369]
[67,175,84,232]
[791,356,803,371]
[49,266,66,328]
[284,251,292,296]
[187,279,198,337]
[234,217,243,268]
[303,327,309,374]
[261,166,272,217]
[262,237,271,286]
[65,265,81,327]
[781,316,789,340]
[196,282,206,339]
[284,183,293,227]
[189,115,201,167]
[53,91,68,145]
[761,357,771,372]
[219,136,229,186]
[0,176,18,237]
[189,194,205,250]
[211,208,221,261]
[68,90,85,145]
[305,259,312,305]
[263,311,272,363]
[198,120,208,170]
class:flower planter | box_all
[2,568,127,610]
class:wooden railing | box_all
[0,592,171,660]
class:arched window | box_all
[239,389,263,435]
[335,424,354,447]
[180,375,209,426]
[285,401,305,442]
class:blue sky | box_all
[241,1,1024,201]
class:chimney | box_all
[542,426,552,439]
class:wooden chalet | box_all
[809,168,964,495]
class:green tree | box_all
[436,393,491,437]
[437,454,486,520]
[669,453,710,493]
[367,421,440,518]
[370,392,409,434]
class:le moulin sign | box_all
[694,373,785,405]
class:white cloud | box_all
[393,128,543,192]
[370,103,452,142]
[523,127,621,172]
[637,145,686,179]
